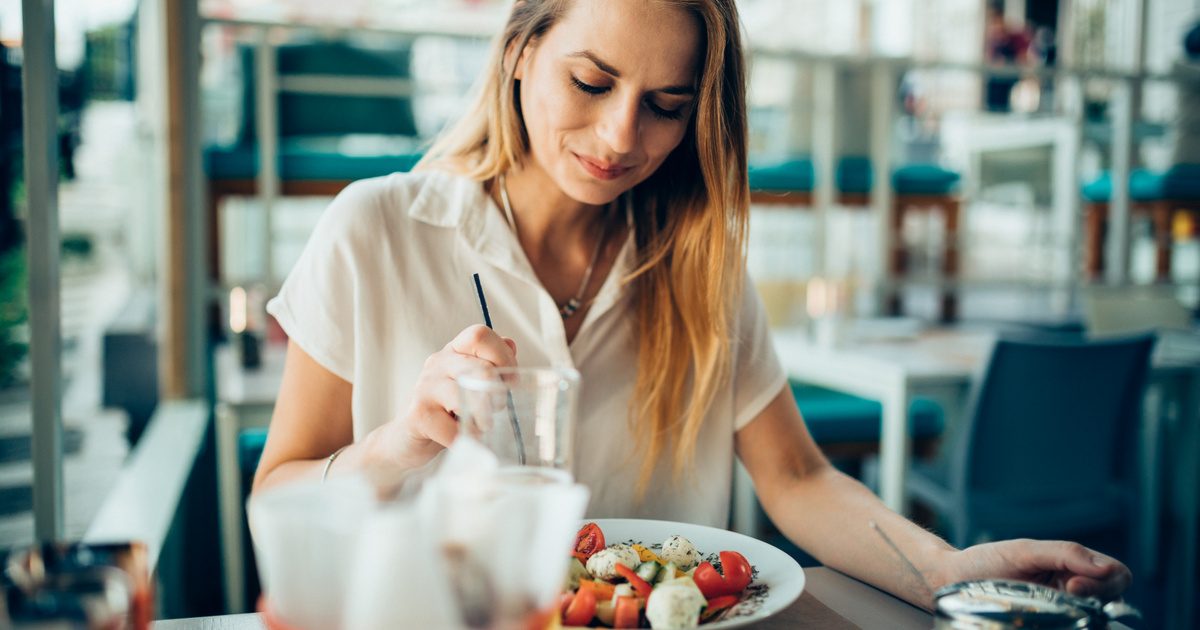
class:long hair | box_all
[418,0,749,495]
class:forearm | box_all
[759,465,957,610]
[252,438,368,494]
[251,427,421,496]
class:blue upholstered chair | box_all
[792,381,945,461]
[749,157,815,206]
[205,39,425,282]
[1082,165,1200,283]
[905,334,1155,550]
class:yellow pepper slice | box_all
[631,544,664,564]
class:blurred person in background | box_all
[984,0,1032,112]
[252,0,1132,610]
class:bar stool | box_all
[1082,165,1200,283]
[887,164,962,322]
[748,157,815,207]
[835,156,873,206]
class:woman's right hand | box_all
[363,325,518,475]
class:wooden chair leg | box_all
[1083,203,1107,281]
[940,198,961,323]
[208,184,224,284]
[886,200,907,316]
[1151,201,1173,283]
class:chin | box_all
[561,174,631,207]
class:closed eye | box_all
[647,101,685,121]
[570,76,608,95]
[572,75,688,122]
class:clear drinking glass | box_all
[455,367,581,470]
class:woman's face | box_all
[514,0,702,206]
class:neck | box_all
[498,167,613,261]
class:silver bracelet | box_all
[321,446,349,483]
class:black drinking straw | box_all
[473,273,493,328]
[471,273,526,465]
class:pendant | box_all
[559,298,582,319]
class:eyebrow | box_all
[567,50,696,96]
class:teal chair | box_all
[905,334,1155,550]
[205,39,425,282]
[791,381,944,462]
[236,427,269,613]
[749,157,815,206]
[1082,165,1200,283]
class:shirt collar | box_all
[410,169,637,323]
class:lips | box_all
[575,153,631,181]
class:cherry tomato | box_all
[572,522,606,562]
[613,563,653,600]
[693,551,753,599]
[562,582,597,626]
[720,551,752,593]
[613,596,640,629]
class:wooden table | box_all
[153,566,932,629]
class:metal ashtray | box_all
[933,579,1141,629]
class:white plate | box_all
[587,518,805,629]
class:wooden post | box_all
[162,0,210,399]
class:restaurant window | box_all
[1,0,151,550]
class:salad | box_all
[558,522,756,629]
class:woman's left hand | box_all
[939,539,1131,600]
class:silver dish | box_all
[933,579,1141,630]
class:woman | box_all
[252,0,1129,610]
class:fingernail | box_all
[1092,556,1110,567]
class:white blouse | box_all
[266,170,787,527]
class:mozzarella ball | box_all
[658,535,701,571]
[585,544,640,581]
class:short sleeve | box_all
[732,272,788,431]
[265,180,383,383]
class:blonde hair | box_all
[418,0,749,495]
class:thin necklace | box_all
[498,173,608,319]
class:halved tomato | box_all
[563,581,598,626]
[613,595,640,629]
[572,522,606,562]
[693,551,753,599]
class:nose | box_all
[596,96,639,156]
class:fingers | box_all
[448,325,518,368]
[418,353,496,416]
[411,403,459,448]
[1029,541,1123,580]
[1009,540,1131,599]
[1064,563,1131,600]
